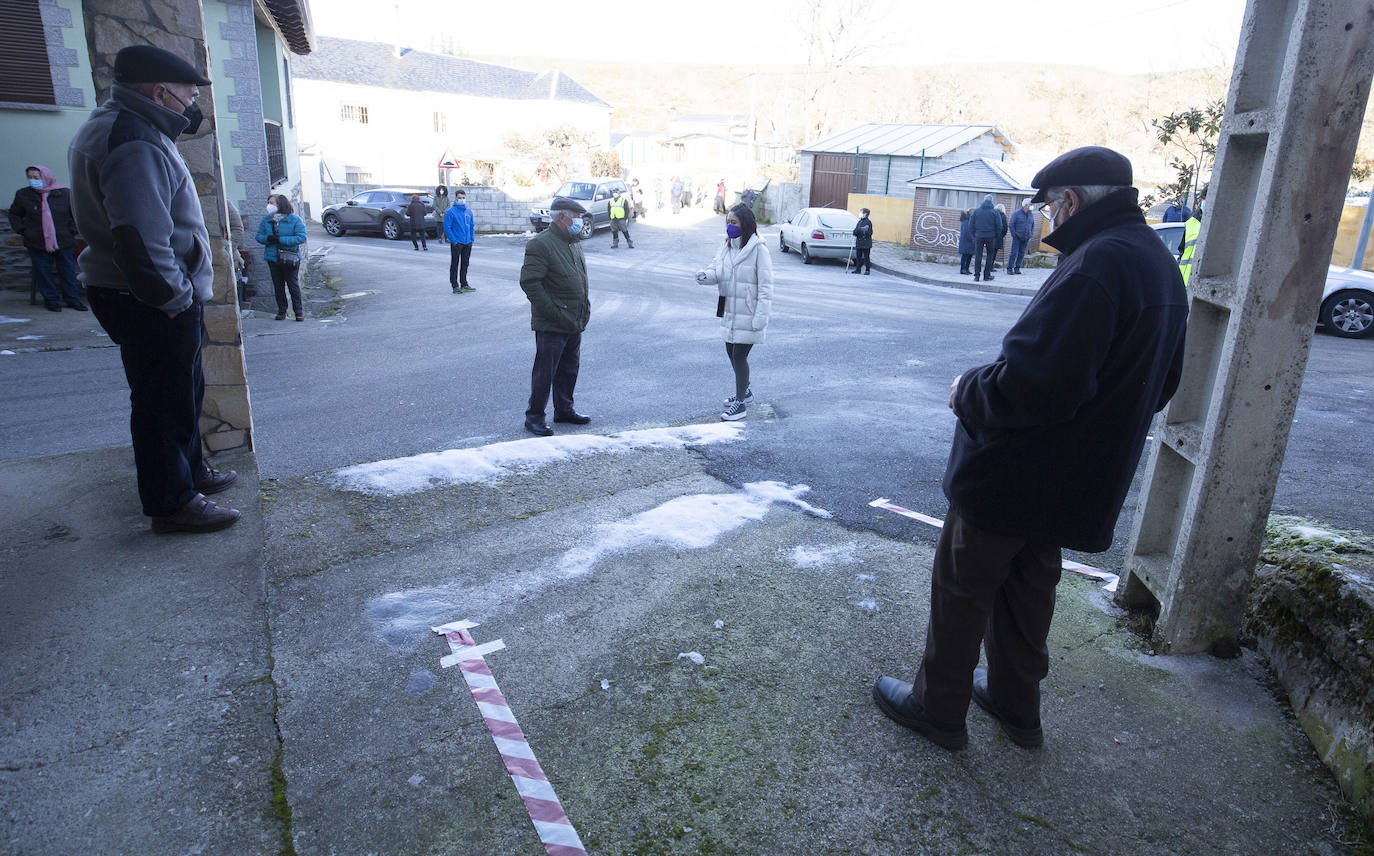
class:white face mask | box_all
[266,203,278,215]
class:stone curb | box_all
[868,260,1040,297]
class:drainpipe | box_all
[884,155,892,196]
[919,148,926,177]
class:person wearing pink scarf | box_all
[7,165,86,311]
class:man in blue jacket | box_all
[969,195,1001,281]
[873,147,1188,751]
[68,45,239,534]
[1007,200,1035,274]
[444,189,476,293]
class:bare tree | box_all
[797,0,890,143]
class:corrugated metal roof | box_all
[801,123,1016,157]
[907,157,1032,192]
[292,37,608,106]
[261,0,315,55]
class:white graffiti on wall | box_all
[912,211,959,250]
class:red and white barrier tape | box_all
[868,497,1119,592]
[433,620,587,856]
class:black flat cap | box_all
[114,45,212,86]
[1029,146,1132,203]
[550,197,587,214]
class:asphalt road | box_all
[2,209,1370,563]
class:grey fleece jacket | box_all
[68,84,213,314]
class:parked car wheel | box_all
[1320,289,1374,338]
[323,214,345,237]
[382,217,401,240]
[581,219,594,240]
[801,244,812,264]
[778,232,788,253]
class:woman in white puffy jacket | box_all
[695,203,774,421]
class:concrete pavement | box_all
[2,221,1370,854]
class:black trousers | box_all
[409,220,427,249]
[268,260,302,315]
[912,509,1061,725]
[527,330,581,420]
[725,342,752,400]
[449,242,472,287]
[853,247,871,272]
[974,237,997,278]
[88,288,205,517]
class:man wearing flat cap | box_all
[68,44,240,533]
[519,196,592,436]
[874,146,1188,750]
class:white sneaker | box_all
[723,388,754,405]
[721,400,747,421]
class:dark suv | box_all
[529,177,628,238]
[321,189,437,240]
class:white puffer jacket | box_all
[696,236,774,344]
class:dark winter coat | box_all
[405,200,427,227]
[519,226,589,333]
[8,186,79,251]
[1009,207,1034,242]
[970,199,1001,239]
[853,216,873,249]
[943,188,1189,552]
[994,209,1008,251]
[958,214,974,255]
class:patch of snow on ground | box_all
[0,317,32,324]
[678,652,705,665]
[852,598,881,613]
[17,335,44,340]
[331,422,744,495]
[558,481,830,576]
[790,541,860,569]
[1288,524,1352,545]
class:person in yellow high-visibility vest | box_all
[609,189,633,248]
[1178,212,1201,286]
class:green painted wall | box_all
[0,0,96,188]
[202,0,247,208]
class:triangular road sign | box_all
[438,148,461,169]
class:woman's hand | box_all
[695,270,708,283]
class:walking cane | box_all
[845,244,854,273]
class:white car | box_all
[778,207,858,264]
[1149,222,1374,339]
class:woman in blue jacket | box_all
[256,193,308,320]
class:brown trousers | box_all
[913,510,1062,725]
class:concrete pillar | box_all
[82,0,254,454]
[1118,0,1374,653]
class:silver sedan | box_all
[778,207,859,265]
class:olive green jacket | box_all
[519,227,590,332]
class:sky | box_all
[308,0,1248,75]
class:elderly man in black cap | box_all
[873,146,1189,750]
[68,44,240,533]
[519,197,593,436]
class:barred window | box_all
[341,104,369,124]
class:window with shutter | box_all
[0,0,57,105]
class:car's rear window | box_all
[555,182,596,200]
[815,212,858,229]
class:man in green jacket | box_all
[520,197,592,436]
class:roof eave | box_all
[258,0,316,55]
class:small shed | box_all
[907,158,1041,264]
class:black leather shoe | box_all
[151,493,240,534]
[972,668,1043,748]
[553,412,591,424]
[872,676,968,750]
[65,302,89,311]
[524,420,553,436]
[45,302,61,312]
[194,466,237,495]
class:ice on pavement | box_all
[365,481,832,648]
[790,541,861,569]
[330,423,744,495]
[558,481,832,576]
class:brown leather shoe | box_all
[194,466,237,495]
[151,493,240,534]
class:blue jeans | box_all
[88,288,205,517]
[1009,238,1029,272]
[527,331,581,421]
[28,247,83,305]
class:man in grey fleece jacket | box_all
[68,44,240,533]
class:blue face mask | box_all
[28,179,44,190]
[455,200,466,207]
[566,217,583,236]
[725,223,741,239]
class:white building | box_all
[290,37,610,216]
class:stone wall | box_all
[319,181,541,233]
[82,0,252,454]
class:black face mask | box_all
[164,89,204,136]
